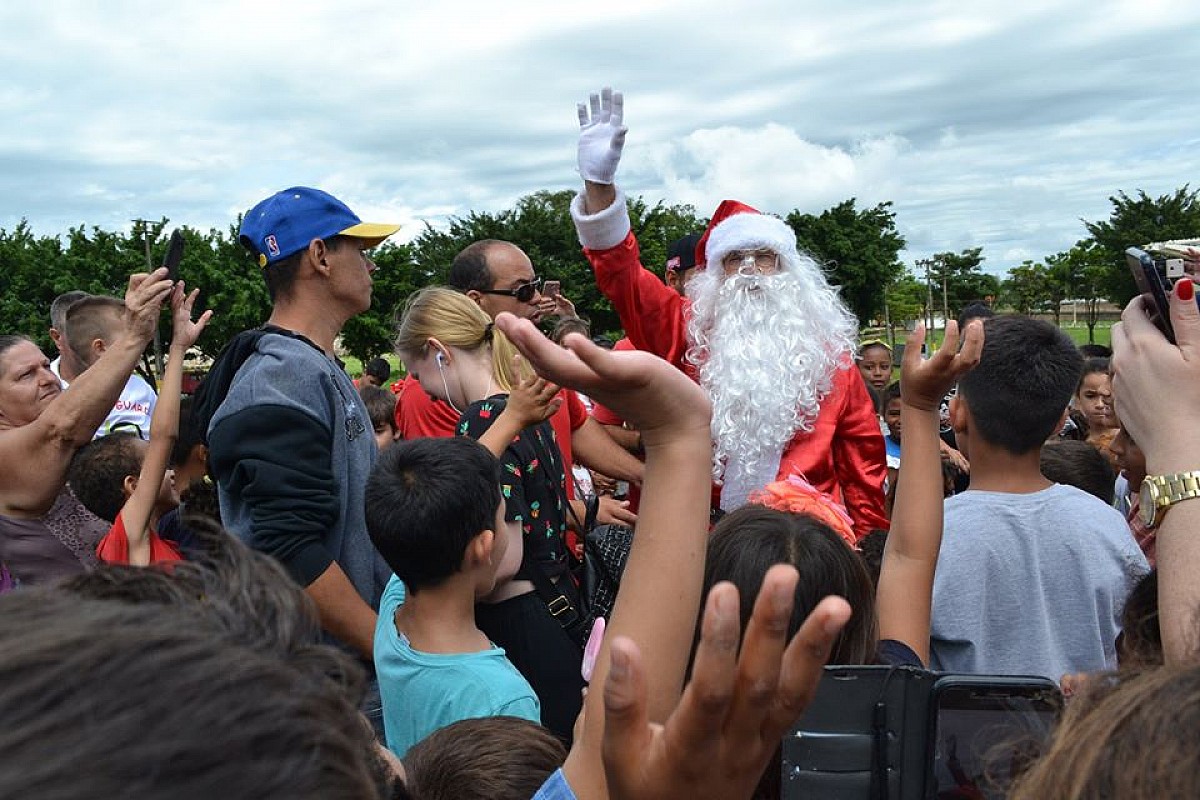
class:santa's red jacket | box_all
[580,227,888,540]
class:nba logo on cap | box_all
[265,235,280,257]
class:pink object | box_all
[750,473,858,546]
[581,617,606,682]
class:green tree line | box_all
[2,184,1194,365]
[0,191,907,366]
[999,187,1200,342]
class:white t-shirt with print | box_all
[50,357,157,439]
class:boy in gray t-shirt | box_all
[930,317,1149,680]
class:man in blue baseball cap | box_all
[196,187,399,729]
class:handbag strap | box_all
[524,554,586,647]
[517,422,587,645]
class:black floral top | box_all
[458,395,571,581]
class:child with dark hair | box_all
[1110,422,1155,563]
[1078,342,1112,359]
[1116,569,1162,669]
[68,433,152,523]
[152,396,213,556]
[856,340,893,395]
[359,385,398,450]
[365,436,538,758]
[881,381,903,478]
[856,528,888,589]
[1040,438,1117,504]
[402,716,565,800]
[360,357,392,388]
[1074,357,1119,467]
[931,316,1148,680]
[956,301,995,331]
[551,316,591,346]
[66,285,210,566]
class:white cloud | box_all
[0,0,1198,280]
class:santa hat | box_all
[695,199,799,271]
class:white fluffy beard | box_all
[685,263,857,510]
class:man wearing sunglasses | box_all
[394,239,643,528]
[453,239,558,324]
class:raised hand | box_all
[1112,278,1200,473]
[494,312,710,448]
[900,320,984,412]
[168,282,213,354]
[577,87,627,185]
[539,292,577,321]
[122,268,175,344]
[598,566,851,800]
[503,355,563,428]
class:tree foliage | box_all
[0,192,707,365]
[786,199,906,325]
[883,270,926,325]
[919,248,1000,322]
[1002,260,1052,316]
[1,189,962,370]
[1084,187,1200,305]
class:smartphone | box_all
[927,676,1062,800]
[1127,246,1180,342]
[162,229,185,284]
[543,280,561,299]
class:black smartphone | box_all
[162,229,185,284]
[1126,245,1188,343]
[927,675,1062,800]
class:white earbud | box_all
[435,352,461,415]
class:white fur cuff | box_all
[571,189,632,251]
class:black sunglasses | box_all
[478,277,542,303]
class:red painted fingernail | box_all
[1178,279,1195,303]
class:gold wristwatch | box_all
[1139,471,1200,528]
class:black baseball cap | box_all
[666,232,703,273]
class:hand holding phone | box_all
[1128,246,1200,344]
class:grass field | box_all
[872,322,1113,351]
[343,353,403,380]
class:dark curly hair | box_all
[66,432,143,523]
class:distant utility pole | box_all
[131,217,168,379]
[942,268,950,333]
[916,257,935,334]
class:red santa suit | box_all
[571,192,888,539]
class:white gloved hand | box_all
[577,86,626,185]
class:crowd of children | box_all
[0,91,1196,799]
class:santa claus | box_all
[569,87,887,537]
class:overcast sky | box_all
[1,0,1197,277]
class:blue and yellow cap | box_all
[239,187,400,268]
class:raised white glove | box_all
[576,86,626,185]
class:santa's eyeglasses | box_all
[722,249,779,272]
[477,277,543,303]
